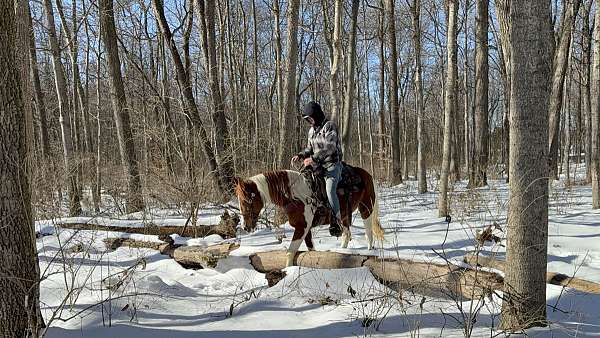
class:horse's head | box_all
[233,177,264,232]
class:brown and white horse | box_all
[234,168,384,266]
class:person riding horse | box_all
[292,101,343,237]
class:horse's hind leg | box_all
[358,195,376,250]
[340,211,352,248]
[341,225,352,248]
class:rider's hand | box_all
[303,157,314,167]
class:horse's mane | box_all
[247,170,307,207]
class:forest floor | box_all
[37,166,600,337]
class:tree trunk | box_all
[276,0,300,168]
[197,0,235,190]
[463,0,471,182]
[438,0,458,217]
[385,0,402,185]
[341,0,360,154]
[582,0,593,184]
[378,12,386,176]
[28,6,50,159]
[500,0,552,330]
[548,0,581,180]
[495,0,511,183]
[328,0,343,122]
[100,0,145,212]
[470,0,489,188]
[412,0,427,193]
[591,1,600,208]
[0,2,40,335]
[42,0,82,216]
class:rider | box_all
[292,101,344,236]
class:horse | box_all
[233,166,384,267]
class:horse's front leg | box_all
[304,230,315,251]
[286,208,314,267]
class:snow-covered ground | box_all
[37,168,600,337]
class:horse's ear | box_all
[232,176,243,187]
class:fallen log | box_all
[102,237,239,269]
[250,250,372,272]
[364,258,504,300]
[463,253,600,294]
[249,251,503,300]
[57,211,239,239]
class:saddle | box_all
[300,162,364,234]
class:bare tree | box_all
[500,0,552,330]
[28,6,50,158]
[276,0,300,168]
[196,0,235,188]
[42,0,82,216]
[470,0,489,188]
[408,0,427,193]
[385,0,402,184]
[548,0,581,179]
[152,0,229,196]
[591,0,600,208]
[0,1,41,335]
[438,0,458,217]
[582,0,593,184]
[100,0,145,212]
[341,0,360,154]
[328,0,343,122]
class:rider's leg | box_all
[324,162,342,232]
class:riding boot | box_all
[329,212,343,237]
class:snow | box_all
[37,166,600,337]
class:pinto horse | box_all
[233,167,384,267]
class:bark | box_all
[341,0,360,154]
[592,1,600,208]
[501,0,552,330]
[100,0,145,212]
[385,0,402,184]
[0,2,40,335]
[276,0,300,168]
[42,0,82,216]
[412,0,427,193]
[470,0,489,188]
[438,0,458,217]
[548,0,582,179]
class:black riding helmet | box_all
[302,101,326,126]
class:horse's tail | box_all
[371,197,385,241]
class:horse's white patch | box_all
[249,174,271,205]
